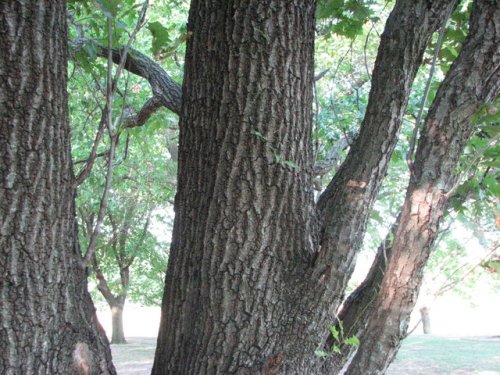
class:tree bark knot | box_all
[260,352,284,375]
[73,342,93,375]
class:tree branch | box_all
[92,253,117,307]
[74,112,107,186]
[123,96,163,129]
[92,45,182,115]
[313,0,458,305]
[406,12,450,177]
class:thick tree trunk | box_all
[111,303,127,344]
[0,2,115,374]
[152,1,458,374]
[153,1,318,374]
[345,1,499,373]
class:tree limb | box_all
[93,44,182,115]
[92,253,118,306]
[123,96,164,129]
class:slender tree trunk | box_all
[345,1,499,373]
[152,1,458,374]
[110,302,127,344]
[420,307,432,334]
[323,218,399,374]
[315,0,458,312]
[92,254,129,344]
[0,1,115,374]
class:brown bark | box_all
[345,1,499,373]
[420,307,432,334]
[322,219,399,374]
[110,303,127,345]
[0,1,115,374]
[92,253,128,344]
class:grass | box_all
[112,335,500,374]
[387,335,500,375]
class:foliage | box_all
[66,0,498,315]
[67,0,188,307]
[315,321,360,358]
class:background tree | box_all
[68,0,178,344]
[0,1,115,374]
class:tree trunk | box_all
[0,1,115,374]
[152,1,318,374]
[323,218,399,374]
[92,254,129,345]
[315,0,458,313]
[420,307,432,334]
[345,1,499,373]
[152,1,458,374]
[111,303,127,344]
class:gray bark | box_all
[345,1,500,373]
[420,307,432,334]
[152,1,317,374]
[152,0,457,374]
[0,1,115,374]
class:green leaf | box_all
[481,125,500,137]
[483,160,500,168]
[370,209,384,224]
[251,130,268,141]
[344,336,360,347]
[95,0,120,18]
[330,325,340,342]
[282,160,298,169]
[332,344,341,354]
[314,350,330,358]
[147,21,171,56]
[317,0,344,19]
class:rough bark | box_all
[345,1,499,373]
[73,42,182,115]
[152,0,460,374]
[0,1,115,374]
[323,219,399,374]
[314,0,458,314]
[152,1,317,374]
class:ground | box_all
[111,335,500,375]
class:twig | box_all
[74,150,110,165]
[75,112,107,186]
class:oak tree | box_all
[0,1,115,374]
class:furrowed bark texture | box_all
[0,1,115,374]
[322,219,399,374]
[314,0,458,309]
[152,1,318,374]
[346,1,500,373]
[152,1,463,374]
